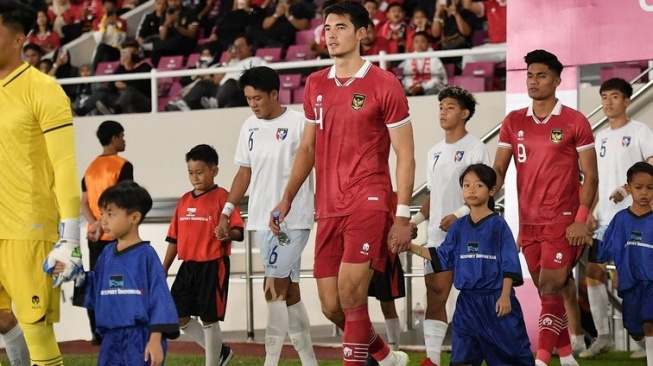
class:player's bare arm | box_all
[217,166,252,240]
[495,277,513,317]
[493,147,513,192]
[144,332,164,366]
[162,243,178,277]
[587,190,599,232]
[270,123,316,233]
[567,148,598,246]
[81,191,102,241]
[410,194,430,238]
[388,122,415,254]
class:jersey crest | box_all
[351,93,366,110]
[467,241,479,253]
[622,136,631,147]
[550,129,563,144]
[454,151,465,162]
[109,275,124,288]
[276,128,288,141]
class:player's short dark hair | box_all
[0,0,36,36]
[98,181,153,223]
[626,162,653,183]
[600,78,633,99]
[412,31,431,43]
[438,86,477,122]
[524,49,563,77]
[324,1,370,32]
[96,120,124,146]
[459,164,497,211]
[23,42,43,55]
[186,144,219,166]
[239,66,280,93]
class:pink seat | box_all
[255,47,283,63]
[600,66,641,84]
[280,74,302,89]
[95,61,119,75]
[391,67,404,79]
[310,18,324,30]
[295,29,315,45]
[198,37,211,46]
[186,53,201,68]
[449,76,486,92]
[167,81,183,98]
[471,30,488,47]
[278,89,292,105]
[462,61,495,90]
[219,51,230,64]
[444,63,455,79]
[157,55,184,71]
[292,86,304,104]
[285,44,311,61]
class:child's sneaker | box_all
[392,351,409,366]
[219,343,234,365]
[419,358,438,366]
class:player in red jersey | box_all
[493,49,598,366]
[270,2,415,365]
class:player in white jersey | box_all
[410,87,490,366]
[216,66,317,366]
[580,78,653,359]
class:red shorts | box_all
[520,222,584,276]
[313,211,392,278]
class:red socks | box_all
[537,295,568,363]
[343,304,372,364]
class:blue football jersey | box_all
[429,214,523,291]
[85,241,179,338]
[597,209,653,293]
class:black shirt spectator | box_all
[252,0,311,48]
[152,0,199,66]
[136,0,167,52]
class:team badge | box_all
[622,136,631,147]
[454,151,465,162]
[630,231,643,242]
[186,207,196,217]
[467,242,479,253]
[550,129,563,144]
[517,130,524,140]
[276,128,288,141]
[351,93,366,110]
[109,275,124,288]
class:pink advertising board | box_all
[507,0,653,70]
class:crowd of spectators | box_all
[22,0,508,114]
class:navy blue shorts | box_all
[99,325,168,366]
[621,280,653,337]
[450,290,533,366]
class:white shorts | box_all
[256,229,310,283]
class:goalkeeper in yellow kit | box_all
[0,1,84,365]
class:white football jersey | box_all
[234,108,314,230]
[426,133,490,247]
[594,120,653,226]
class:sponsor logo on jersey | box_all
[351,93,366,110]
[186,207,196,217]
[343,347,353,357]
[467,241,479,253]
[360,243,370,255]
[517,130,524,140]
[454,151,465,162]
[541,317,553,326]
[554,252,563,263]
[109,275,124,288]
[316,95,323,105]
[550,129,563,144]
[622,136,631,147]
[31,295,41,309]
[630,231,643,242]
[276,128,288,141]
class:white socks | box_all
[203,322,223,366]
[385,318,401,351]
[587,284,610,336]
[265,301,289,366]
[180,317,206,348]
[424,319,447,365]
[646,336,652,366]
[1,323,30,366]
[287,301,318,366]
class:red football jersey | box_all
[166,186,244,261]
[303,61,411,218]
[498,101,594,225]
[484,0,506,44]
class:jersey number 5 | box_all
[517,143,527,163]
[599,140,606,157]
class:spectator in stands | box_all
[28,9,61,53]
[152,0,199,67]
[91,5,126,71]
[361,19,391,56]
[461,0,506,67]
[432,0,474,72]
[307,0,336,59]
[252,0,311,49]
[49,0,72,38]
[82,0,105,31]
[406,7,433,51]
[72,64,95,116]
[136,0,167,53]
[92,0,126,31]
[167,35,263,110]
[117,0,143,15]
[205,0,265,57]
[363,0,385,28]
[181,0,215,36]
[377,2,411,53]
[48,48,79,100]
[23,43,44,67]
[38,58,54,74]
[399,32,447,96]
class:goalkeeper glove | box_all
[42,218,85,288]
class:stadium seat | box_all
[471,30,489,47]
[186,53,200,68]
[462,61,495,90]
[600,66,641,84]
[444,63,455,80]
[295,30,315,46]
[310,18,324,30]
[157,56,185,97]
[95,61,119,75]
[255,47,283,63]
[280,74,302,89]
[219,51,230,64]
[449,75,486,92]
[391,67,404,80]
[285,44,311,61]
[292,86,304,104]
[278,89,292,105]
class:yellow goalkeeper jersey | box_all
[0,62,74,242]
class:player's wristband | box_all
[453,205,471,218]
[59,218,80,242]
[396,204,411,218]
[221,202,235,217]
[410,212,426,225]
[575,205,590,223]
